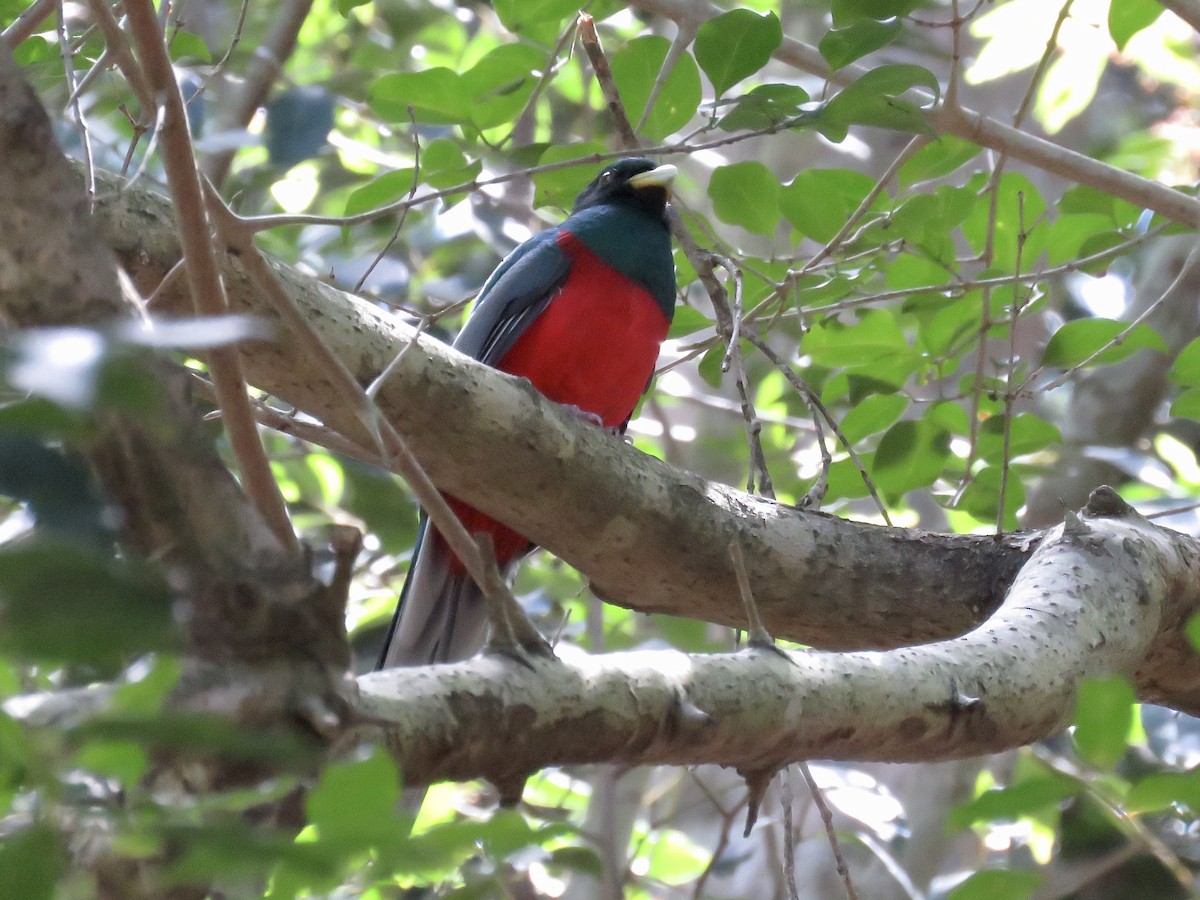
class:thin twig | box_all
[779,766,801,900]
[83,0,156,126]
[1,0,55,47]
[716,258,774,496]
[201,182,528,633]
[125,0,297,552]
[56,4,95,202]
[749,336,891,525]
[798,763,859,900]
[578,13,639,147]
[354,107,421,294]
[185,0,251,108]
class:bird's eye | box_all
[600,171,614,183]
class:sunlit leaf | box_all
[873,419,951,495]
[948,868,1041,900]
[1109,0,1163,51]
[817,64,939,139]
[344,168,416,217]
[694,9,782,96]
[0,825,65,900]
[667,305,714,339]
[611,36,701,140]
[1043,318,1167,368]
[717,83,809,131]
[819,18,902,70]
[370,69,470,124]
[307,745,403,847]
[0,542,173,665]
[1073,675,1135,769]
[708,161,780,235]
[832,0,921,26]
[898,136,982,185]
[780,168,878,242]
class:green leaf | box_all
[694,9,782,96]
[872,419,950,495]
[0,542,173,665]
[307,745,403,848]
[611,36,701,140]
[1177,388,1200,423]
[804,309,916,370]
[949,776,1077,830]
[948,868,1041,900]
[890,188,973,246]
[1047,215,1118,266]
[832,0,921,27]
[919,294,980,357]
[548,845,605,877]
[344,169,415,216]
[462,43,544,130]
[1127,771,1200,813]
[817,64,939,139]
[780,168,878,242]
[168,30,211,63]
[838,393,909,444]
[886,254,947,290]
[898,136,982,186]
[1042,318,1167,368]
[75,740,148,784]
[955,463,1024,530]
[369,69,470,124]
[1108,0,1163,50]
[642,828,709,885]
[493,0,580,33]
[1059,185,1118,219]
[531,143,607,209]
[819,19,902,71]
[961,172,1047,271]
[0,826,65,900]
[717,83,809,132]
[697,344,725,388]
[667,305,714,339]
[421,140,481,189]
[170,821,341,886]
[976,413,1062,462]
[341,462,418,554]
[1169,336,1200,387]
[708,161,781,236]
[1073,675,1134,769]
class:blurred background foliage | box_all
[5,0,1200,896]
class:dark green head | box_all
[563,158,678,318]
[573,157,677,224]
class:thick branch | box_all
[357,492,1198,786]
[92,174,1032,652]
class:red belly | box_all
[439,232,670,569]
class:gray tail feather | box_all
[376,518,490,669]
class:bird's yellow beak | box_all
[627,164,677,194]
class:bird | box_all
[377,156,678,669]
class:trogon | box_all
[377,157,678,669]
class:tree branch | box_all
[356,489,1198,786]
[91,172,1033,653]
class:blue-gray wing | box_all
[453,229,571,365]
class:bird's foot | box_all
[557,403,605,428]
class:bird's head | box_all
[573,157,677,221]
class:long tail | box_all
[376,518,490,669]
